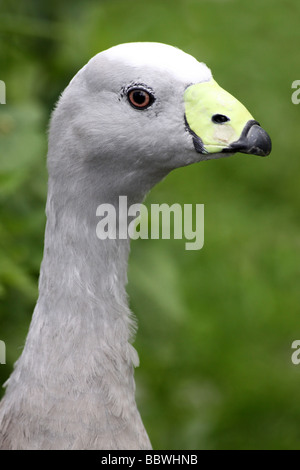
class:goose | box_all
[0,42,271,450]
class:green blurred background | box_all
[1,0,300,450]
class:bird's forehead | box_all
[98,42,212,85]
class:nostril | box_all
[212,114,230,124]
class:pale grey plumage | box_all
[0,42,259,450]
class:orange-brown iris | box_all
[128,88,152,109]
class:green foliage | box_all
[1,0,300,449]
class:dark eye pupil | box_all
[212,114,230,124]
[133,91,146,104]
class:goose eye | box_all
[127,88,154,109]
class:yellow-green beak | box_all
[184,79,271,157]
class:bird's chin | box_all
[178,148,235,167]
[199,151,235,161]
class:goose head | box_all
[48,42,271,202]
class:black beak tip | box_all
[224,120,272,157]
[245,123,272,156]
